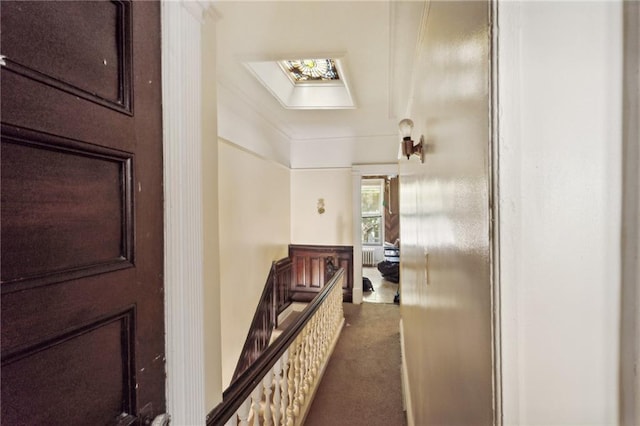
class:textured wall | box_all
[399,1,493,424]
[218,140,291,388]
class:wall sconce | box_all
[398,118,424,163]
[317,198,325,214]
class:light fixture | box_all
[398,118,424,163]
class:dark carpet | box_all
[304,303,406,426]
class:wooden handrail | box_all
[206,268,345,426]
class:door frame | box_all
[351,164,399,304]
[161,1,221,423]
[620,1,640,424]
[494,1,633,424]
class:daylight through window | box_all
[280,59,340,83]
[361,179,384,245]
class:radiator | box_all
[362,248,375,266]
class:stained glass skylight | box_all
[280,59,340,83]
[244,57,354,108]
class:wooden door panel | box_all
[0,67,134,152]
[1,1,165,422]
[309,256,323,288]
[1,0,132,113]
[1,308,135,425]
[0,271,133,353]
[1,126,133,291]
[293,254,324,289]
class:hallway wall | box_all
[218,140,291,388]
[498,2,623,424]
[290,168,353,246]
[399,1,493,424]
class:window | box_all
[361,179,384,245]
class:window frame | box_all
[361,178,385,246]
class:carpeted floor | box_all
[304,303,406,426]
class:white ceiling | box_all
[214,1,426,169]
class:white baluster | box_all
[319,316,325,365]
[322,307,328,356]
[262,366,273,426]
[310,318,319,393]
[238,396,252,426]
[308,319,316,384]
[281,351,291,426]
[251,379,263,426]
[299,327,309,405]
[225,415,238,426]
[286,345,296,426]
[313,315,321,376]
[272,357,283,426]
[292,336,302,418]
[303,325,312,395]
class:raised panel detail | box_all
[0,0,132,114]
[289,245,353,302]
[1,125,133,292]
[1,308,136,425]
[310,257,322,288]
[294,257,307,288]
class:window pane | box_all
[361,186,382,215]
[362,216,381,244]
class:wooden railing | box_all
[207,268,346,426]
[232,258,293,381]
[274,257,293,321]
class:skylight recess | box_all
[244,56,355,109]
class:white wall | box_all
[290,168,353,246]
[217,84,291,167]
[202,9,222,415]
[218,140,291,388]
[498,2,623,424]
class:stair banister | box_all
[207,268,345,426]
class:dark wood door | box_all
[0,1,165,424]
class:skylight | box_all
[244,56,355,109]
[280,59,340,83]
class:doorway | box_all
[360,176,400,304]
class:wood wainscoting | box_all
[289,244,353,303]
